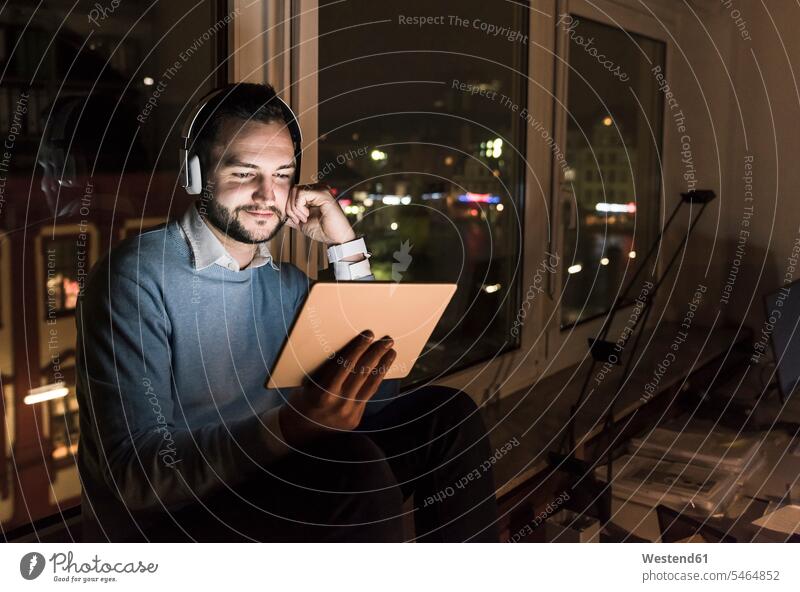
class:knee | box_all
[412,386,487,435]
[439,387,481,419]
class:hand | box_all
[285,182,356,246]
[278,330,396,447]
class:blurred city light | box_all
[567,264,582,274]
[25,383,69,405]
[595,201,636,213]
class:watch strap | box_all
[327,237,368,263]
[333,257,372,280]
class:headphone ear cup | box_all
[186,153,202,195]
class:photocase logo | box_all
[391,239,413,294]
[391,240,413,281]
[20,552,46,580]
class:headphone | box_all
[180,86,303,195]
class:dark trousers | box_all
[149,386,499,542]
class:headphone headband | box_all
[180,85,303,194]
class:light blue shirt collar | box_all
[178,201,280,272]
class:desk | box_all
[488,324,751,498]
[487,323,751,541]
[603,414,800,542]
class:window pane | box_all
[560,17,665,327]
[43,235,85,317]
[0,0,225,529]
[318,0,527,385]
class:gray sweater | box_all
[75,205,388,541]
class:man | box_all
[76,82,498,542]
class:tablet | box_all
[266,282,457,389]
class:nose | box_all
[251,175,276,205]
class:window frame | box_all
[542,0,675,375]
[230,0,324,276]
[0,237,8,501]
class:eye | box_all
[232,172,254,179]
[274,173,291,179]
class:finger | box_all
[284,187,295,222]
[291,188,309,223]
[341,336,394,396]
[284,198,299,228]
[355,348,397,402]
[311,329,366,382]
[324,330,376,393]
[292,191,309,222]
[295,185,334,212]
[298,206,309,223]
[286,187,301,225]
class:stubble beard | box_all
[206,198,288,244]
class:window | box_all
[42,235,84,318]
[317,0,528,384]
[0,0,227,530]
[560,17,665,327]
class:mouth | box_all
[244,210,276,219]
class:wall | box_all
[653,1,799,338]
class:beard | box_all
[206,199,288,244]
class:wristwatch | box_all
[327,236,372,280]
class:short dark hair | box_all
[191,82,290,179]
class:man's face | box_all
[203,117,296,244]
